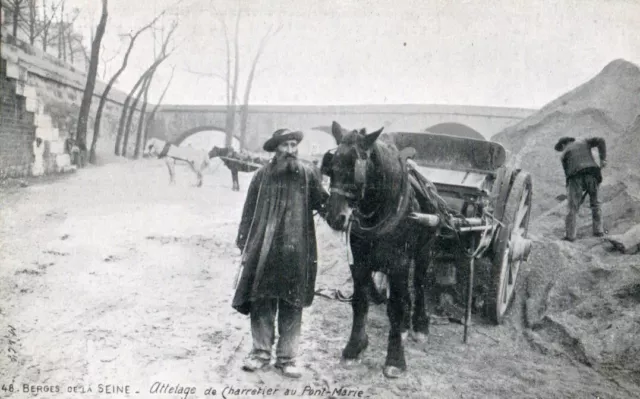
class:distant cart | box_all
[379,132,533,336]
[217,155,267,173]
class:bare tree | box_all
[143,65,175,148]
[7,0,27,38]
[115,22,176,156]
[89,13,164,164]
[238,25,281,149]
[24,0,61,47]
[213,7,241,149]
[133,74,154,158]
[187,7,281,151]
[121,77,146,156]
[74,0,107,164]
[41,0,58,52]
[57,0,63,58]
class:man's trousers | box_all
[249,298,302,367]
[566,173,603,240]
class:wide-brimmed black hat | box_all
[263,128,304,152]
[554,136,576,151]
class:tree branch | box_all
[183,65,226,82]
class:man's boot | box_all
[592,207,604,237]
[565,211,577,241]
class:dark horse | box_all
[208,146,269,191]
[321,121,441,379]
[208,146,240,191]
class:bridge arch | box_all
[424,122,484,140]
[173,125,241,146]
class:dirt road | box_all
[0,159,637,398]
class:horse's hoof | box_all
[340,358,361,368]
[383,365,404,379]
[410,331,429,344]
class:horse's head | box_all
[321,121,384,231]
[144,138,162,157]
[208,146,221,159]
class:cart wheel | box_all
[486,172,532,324]
[371,271,389,304]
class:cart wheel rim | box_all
[495,182,531,319]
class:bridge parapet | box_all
[149,104,535,153]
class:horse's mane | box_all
[340,131,409,234]
[371,137,404,186]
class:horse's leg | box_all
[341,257,370,365]
[411,242,432,343]
[196,168,203,187]
[165,159,175,184]
[384,266,409,378]
[193,162,204,187]
[232,168,239,191]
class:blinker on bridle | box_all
[329,146,370,202]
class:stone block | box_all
[35,127,52,140]
[24,85,37,99]
[15,80,25,96]
[49,140,65,154]
[25,98,37,112]
[5,60,19,79]
[36,113,52,128]
[55,154,71,170]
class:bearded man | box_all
[232,128,328,378]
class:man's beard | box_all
[274,153,301,176]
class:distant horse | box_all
[208,146,267,191]
[321,121,445,379]
[145,138,210,187]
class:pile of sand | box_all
[493,59,640,223]
[493,59,640,387]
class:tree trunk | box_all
[74,0,107,164]
[143,66,175,148]
[57,3,63,59]
[28,0,36,44]
[133,74,154,158]
[12,1,20,38]
[42,0,48,51]
[90,15,161,164]
[122,78,147,157]
[68,32,74,64]
[115,21,175,155]
[224,9,241,148]
[239,26,276,150]
[114,54,169,155]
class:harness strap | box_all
[158,142,172,158]
[330,187,357,199]
[351,156,413,238]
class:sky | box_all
[64,0,640,109]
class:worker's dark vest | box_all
[561,141,602,183]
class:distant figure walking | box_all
[32,138,45,176]
[554,136,607,241]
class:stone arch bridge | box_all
[147,104,535,152]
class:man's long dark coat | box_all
[232,159,327,315]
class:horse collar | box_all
[351,156,412,238]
